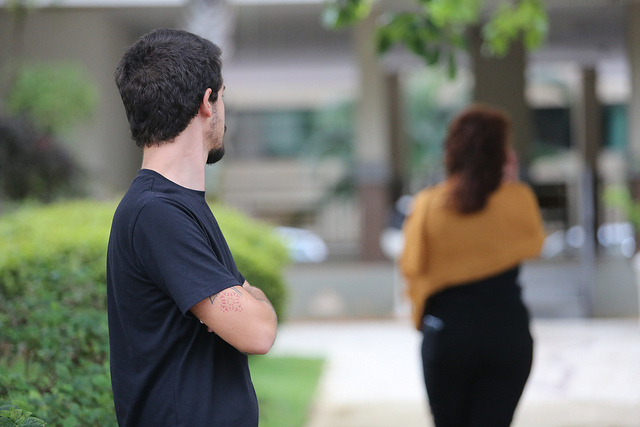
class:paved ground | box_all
[273,258,640,426]
[270,318,640,427]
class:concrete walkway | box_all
[270,318,640,427]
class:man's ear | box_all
[199,88,214,117]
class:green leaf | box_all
[428,0,482,27]
[61,415,79,427]
[604,185,640,233]
[482,0,548,56]
[447,50,457,79]
[376,29,393,53]
[425,46,441,64]
[375,12,449,67]
[22,418,46,427]
[321,0,372,29]
[324,0,548,76]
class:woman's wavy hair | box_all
[444,104,510,214]
[115,29,223,147]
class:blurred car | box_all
[541,222,636,258]
[276,226,329,263]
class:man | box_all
[107,28,278,426]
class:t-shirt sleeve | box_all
[520,184,546,255]
[132,197,241,316]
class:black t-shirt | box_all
[106,169,258,426]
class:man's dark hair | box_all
[115,28,223,147]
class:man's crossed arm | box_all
[190,281,277,355]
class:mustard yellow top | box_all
[400,180,546,330]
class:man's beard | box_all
[206,145,225,164]
[206,124,226,165]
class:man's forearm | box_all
[192,283,278,354]
[243,281,276,316]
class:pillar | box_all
[467,26,533,175]
[573,66,601,316]
[387,72,406,205]
[354,12,394,261]
[627,4,640,163]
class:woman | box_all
[400,104,545,426]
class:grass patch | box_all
[250,356,325,427]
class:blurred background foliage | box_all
[0,117,83,203]
[0,62,97,205]
[5,63,97,136]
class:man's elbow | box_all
[247,340,273,355]
[242,329,277,355]
[238,318,278,354]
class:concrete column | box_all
[574,68,601,185]
[0,10,23,101]
[387,73,406,205]
[627,4,640,169]
[572,67,602,316]
[467,26,533,175]
[354,12,393,261]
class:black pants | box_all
[421,267,533,427]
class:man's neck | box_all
[141,128,207,191]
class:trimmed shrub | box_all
[213,204,290,318]
[0,199,289,425]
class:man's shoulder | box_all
[114,180,157,220]
[116,193,196,231]
[118,174,193,214]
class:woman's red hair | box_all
[444,104,510,214]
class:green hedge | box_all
[213,203,290,317]
[0,199,289,425]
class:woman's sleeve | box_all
[399,192,429,280]
[522,185,547,255]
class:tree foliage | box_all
[322,0,548,76]
[5,63,98,136]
